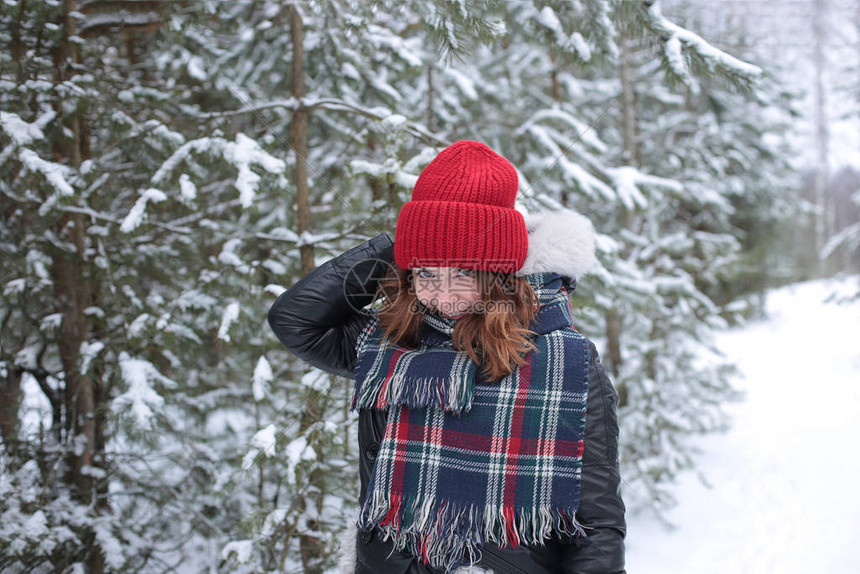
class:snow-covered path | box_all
[626,277,860,573]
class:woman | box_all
[268,141,626,573]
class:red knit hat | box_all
[394,141,528,273]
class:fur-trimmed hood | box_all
[515,208,597,281]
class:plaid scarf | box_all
[351,273,590,571]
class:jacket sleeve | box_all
[564,339,627,574]
[267,232,395,379]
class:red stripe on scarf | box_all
[381,493,401,528]
[420,534,429,563]
[381,407,411,528]
[502,355,532,547]
[504,505,518,548]
[377,348,406,409]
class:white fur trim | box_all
[338,507,360,574]
[515,208,597,280]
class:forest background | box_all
[1,0,858,572]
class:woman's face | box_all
[411,267,481,319]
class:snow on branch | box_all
[114,354,175,430]
[524,123,615,202]
[607,166,684,210]
[517,108,607,153]
[252,356,272,402]
[152,133,285,208]
[0,110,54,146]
[535,6,592,61]
[644,1,763,93]
[217,302,240,342]
[120,188,167,233]
[18,149,75,197]
[822,223,860,259]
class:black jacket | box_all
[268,233,626,574]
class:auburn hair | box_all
[374,263,541,382]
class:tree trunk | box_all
[291,7,313,276]
[0,366,21,450]
[604,27,641,395]
[52,2,105,571]
[619,32,640,170]
[427,63,435,133]
[289,6,325,573]
[550,52,561,103]
[550,52,569,207]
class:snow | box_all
[394,170,419,189]
[518,109,607,153]
[664,33,697,94]
[224,133,286,208]
[252,356,272,402]
[217,302,240,342]
[151,133,285,208]
[830,119,860,171]
[18,148,74,196]
[38,313,62,333]
[113,354,168,430]
[93,521,125,569]
[79,341,104,375]
[120,188,167,233]
[569,32,591,62]
[127,313,150,338]
[0,110,51,145]
[178,173,197,202]
[261,508,288,538]
[221,539,254,563]
[645,1,763,80]
[218,238,247,270]
[24,510,48,539]
[264,283,286,297]
[627,276,860,573]
[249,424,277,455]
[607,166,649,210]
[301,369,330,392]
[444,68,478,101]
[3,278,26,296]
[284,436,316,485]
[241,424,278,470]
[536,7,563,40]
[17,373,52,438]
[186,55,207,81]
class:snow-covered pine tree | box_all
[0,1,187,570]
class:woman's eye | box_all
[416,269,434,279]
[455,269,475,278]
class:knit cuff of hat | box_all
[393,199,528,273]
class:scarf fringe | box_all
[357,491,587,571]
[351,371,475,415]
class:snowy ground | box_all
[627,276,860,573]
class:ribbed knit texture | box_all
[394,141,528,273]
